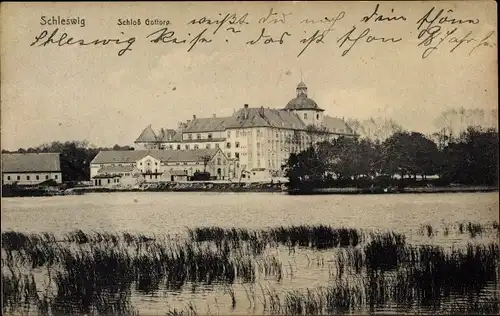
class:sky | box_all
[1,1,497,150]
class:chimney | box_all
[193,115,196,120]
[244,104,249,119]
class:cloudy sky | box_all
[1,1,497,150]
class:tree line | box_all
[2,141,133,182]
[283,126,498,189]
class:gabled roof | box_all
[227,107,306,130]
[91,148,222,164]
[135,125,158,143]
[184,117,233,133]
[91,151,146,164]
[97,165,137,173]
[2,153,61,173]
[322,116,354,135]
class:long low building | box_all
[2,153,62,185]
[90,148,230,186]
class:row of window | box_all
[186,133,214,140]
[6,174,58,181]
[166,143,221,150]
[224,152,241,159]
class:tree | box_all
[304,124,330,147]
[381,132,440,179]
[440,127,498,185]
[201,155,212,172]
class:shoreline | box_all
[2,182,498,197]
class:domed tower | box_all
[284,81,325,126]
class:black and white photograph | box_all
[1,1,498,315]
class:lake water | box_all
[2,192,499,315]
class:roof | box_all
[285,95,324,111]
[2,153,61,173]
[227,107,306,130]
[169,170,188,176]
[135,125,158,143]
[97,165,137,173]
[322,116,354,134]
[157,129,178,142]
[91,148,221,164]
[94,174,122,179]
[184,117,233,133]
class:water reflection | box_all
[2,193,499,315]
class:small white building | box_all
[92,165,144,187]
[1,153,62,185]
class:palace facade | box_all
[134,82,355,178]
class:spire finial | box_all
[300,69,303,82]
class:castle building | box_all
[134,82,354,178]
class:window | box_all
[317,114,319,120]
[227,152,231,158]
[140,162,143,165]
[7,176,11,180]
[27,176,30,180]
[215,144,220,148]
[197,134,201,140]
[185,145,190,150]
[183,162,188,165]
[17,176,20,180]
[227,131,231,138]
[236,130,240,137]
[304,113,308,119]
[55,175,58,179]
[208,133,213,139]
[108,179,110,184]
[36,175,39,180]
[235,153,240,159]
[206,144,211,149]
[226,142,231,149]
[194,144,199,149]
[235,142,240,148]
[188,134,193,140]
[46,175,49,180]
[217,158,221,165]
[177,145,181,150]
[169,145,173,149]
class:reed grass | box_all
[2,226,498,315]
